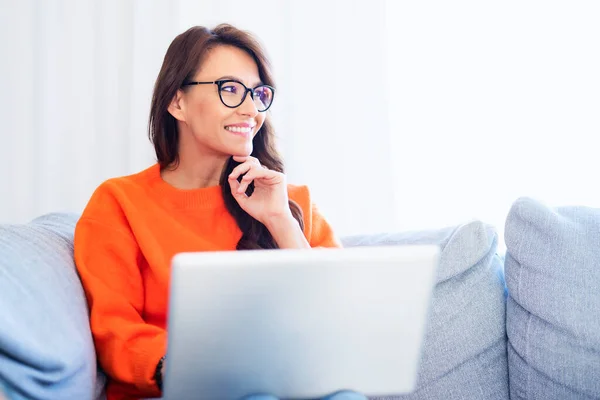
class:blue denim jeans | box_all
[244,390,367,400]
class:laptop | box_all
[163,244,439,400]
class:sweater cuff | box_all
[132,332,167,395]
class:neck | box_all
[161,134,229,190]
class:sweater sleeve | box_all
[288,184,342,248]
[308,202,343,248]
[74,215,166,398]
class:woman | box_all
[74,24,364,400]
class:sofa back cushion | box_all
[505,197,600,399]
[0,213,106,400]
[342,220,508,400]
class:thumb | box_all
[229,179,248,203]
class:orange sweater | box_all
[73,163,341,400]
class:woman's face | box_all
[170,45,267,158]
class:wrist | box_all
[263,213,309,249]
[263,212,297,232]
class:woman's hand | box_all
[228,155,310,249]
[228,156,293,226]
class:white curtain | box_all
[1,0,599,243]
[0,0,395,237]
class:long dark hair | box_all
[148,24,304,250]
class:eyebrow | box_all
[216,75,264,87]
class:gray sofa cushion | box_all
[342,221,508,400]
[505,197,600,400]
[0,213,106,400]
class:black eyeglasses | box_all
[181,79,275,112]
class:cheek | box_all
[189,99,227,128]
[255,115,267,132]
[185,99,205,126]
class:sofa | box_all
[0,197,598,400]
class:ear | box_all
[167,89,187,122]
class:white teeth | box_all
[225,126,253,133]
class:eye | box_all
[221,85,238,94]
[255,87,272,102]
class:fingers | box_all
[232,155,260,165]
[229,162,253,182]
[229,156,261,181]
[229,156,275,195]
[228,178,245,200]
[233,164,275,194]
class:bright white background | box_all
[1,0,599,247]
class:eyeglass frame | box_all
[181,79,275,112]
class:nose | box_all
[237,90,259,117]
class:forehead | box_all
[198,45,261,85]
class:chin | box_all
[228,145,253,158]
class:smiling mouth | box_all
[225,126,254,134]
